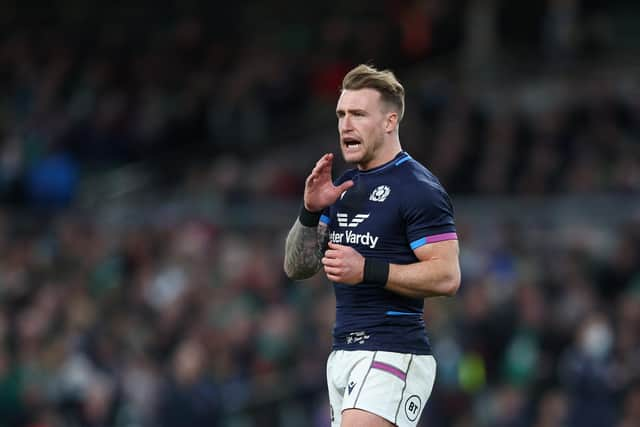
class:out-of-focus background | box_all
[1,1,639,426]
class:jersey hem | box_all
[332,344,432,355]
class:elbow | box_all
[283,262,298,280]
[442,269,461,297]
[443,277,460,296]
[283,250,299,280]
[284,267,302,281]
[283,260,315,281]
[284,263,293,279]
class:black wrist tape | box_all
[363,258,389,287]
[299,204,321,227]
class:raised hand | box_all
[304,153,354,212]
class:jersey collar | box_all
[357,151,411,175]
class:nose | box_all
[339,114,353,134]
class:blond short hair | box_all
[342,64,405,121]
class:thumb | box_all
[328,241,342,249]
[336,180,354,193]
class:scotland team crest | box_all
[369,185,391,202]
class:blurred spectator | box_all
[617,384,640,427]
[532,389,568,427]
[155,338,220,427]
[560,312,617,427]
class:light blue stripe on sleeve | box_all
[320,214,330,224]
[386,311,422,316]
[410,237,427,250]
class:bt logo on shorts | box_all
[404,395,421,421]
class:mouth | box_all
[342,137,362,150]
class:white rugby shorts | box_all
[326,350,436,427]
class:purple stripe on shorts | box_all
[427,232,458,243]
[371,361,407,381]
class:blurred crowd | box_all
[424,214,640,427]
[0,210,331,427]
[2,0,638,207]
[412,70,640,195]
[0,204,639,427]
[1,1,640,427]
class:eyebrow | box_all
[336,108,367,116]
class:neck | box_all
[358,137,402,170]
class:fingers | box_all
[321,254,342,281]
[322,243,364,285]
[322,259,343,281]
[321,255,340,267]
[325,273,340,282]
[323,265,341,276]
[324,245,344,259]
[336,179,354,193]
[306,153,333,185]
[322,243,350,267]
[322,243,347,267]
[312,153,333,174]
[322,261,355,284]
[325,242,350,257]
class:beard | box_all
[341,136,384,169]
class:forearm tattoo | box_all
[284,220,329,280]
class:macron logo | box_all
[337,213,370,228]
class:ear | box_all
[384,112,399,133]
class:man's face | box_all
[336,88,390,169]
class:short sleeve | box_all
[320,207,331,225]
[404,186,457,250]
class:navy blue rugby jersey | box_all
[320,151,457,355]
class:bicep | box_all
[413,239,461,294]
[413,239,459,264]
